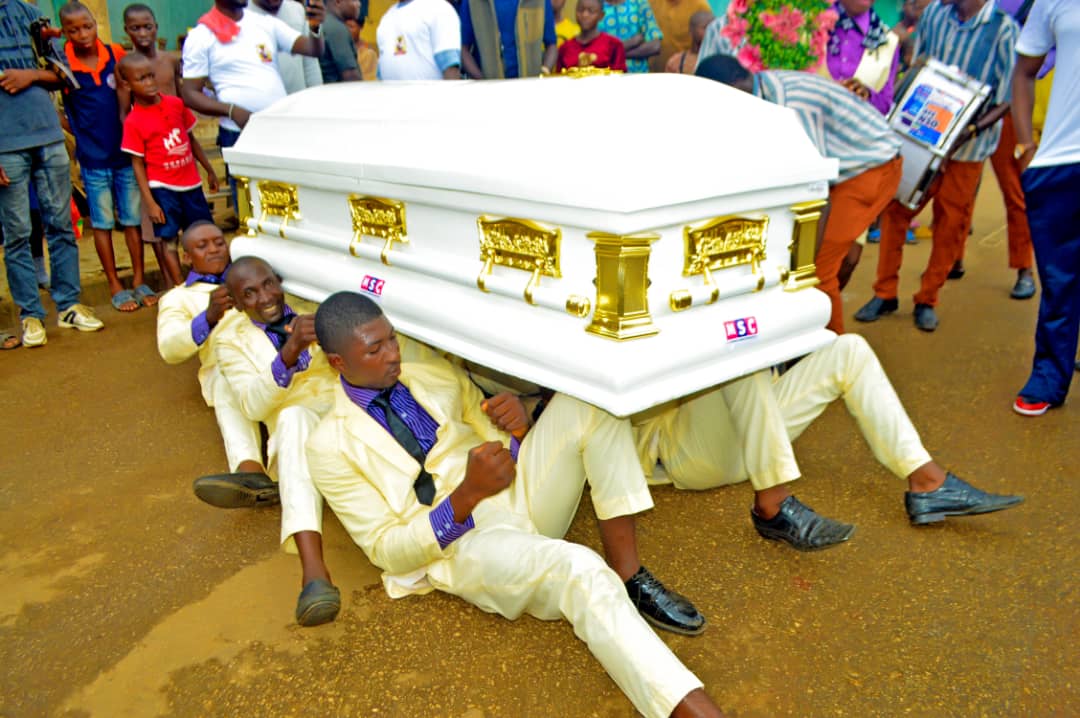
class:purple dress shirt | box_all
[340,377,475,549]
[184,270,225,347]
[996,0,1055,77]
[251,305,311,388]
[826,5,900,115]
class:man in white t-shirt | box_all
[1010,0,1080,417]
[181,0,327,150]
[250,0,325,94]
[376,0,462,80]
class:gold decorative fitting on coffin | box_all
[348,195,408,265]
[234,176,256,235]
[585,232,659,341]
[562,66,623,78]
[256,181,301,238]
[669,289,693,312]
[682,215,769,303]
[786,200,826,291]
[565,294,591,318]
[476,216,561,304]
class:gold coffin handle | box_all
[348,195,408,265]
[476,216,561,304]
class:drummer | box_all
[694,54,901,334]
[853,0,1020,333]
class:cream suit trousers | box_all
[657,334,932,491]
[427,393,700,718]
[513,393,655,538]
[428,528,702,718]
[272,406,324,544]
[211,377,264,473]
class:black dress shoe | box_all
[913,303,938,332]
[905,472,1024,525]
[948,260,965,279]
[854,296,899,322]
[751,496,855,551]
[625,566,706,636]
[193,471,280,508]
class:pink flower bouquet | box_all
[721,0,838,72]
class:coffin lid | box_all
[226,74,838,214]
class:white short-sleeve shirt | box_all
[1017,0,1080,168]
[377,0,462,81]
[182,11,301,131]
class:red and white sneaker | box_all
[1013,396,1051,416]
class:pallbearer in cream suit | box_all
[634,334,1025,550]
[214,257,341,627]
[306,292,726,718]
[156,221,278,507]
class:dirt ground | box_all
[1,176,1078,718]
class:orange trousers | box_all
[817,156,903,333]
[987,112,1034,269]
[873,160,984,307]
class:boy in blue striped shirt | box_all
[855,0,1018,332]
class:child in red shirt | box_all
[556,0,627,73]
[119,53,218,285]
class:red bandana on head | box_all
[199,6,241,44]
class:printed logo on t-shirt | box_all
[161,127,193,173]
[256,44,273,63]
[395,36,407,55]
[105,72,117,89]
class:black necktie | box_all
[264,316,292,346]
[371,390,436,505]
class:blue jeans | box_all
[81,164,141,229]
[218,126,242,214]
[0,141,81,319]
[1018,162,1080,405]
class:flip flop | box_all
[193,471,280,508]
[111,289,139,312]
[0,332,21,350]
[295,578,341,627]
[134,284,158,307]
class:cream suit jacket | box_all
[156,283,244,405]
[213,316,337,435]
[307,361,527,595]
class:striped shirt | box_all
[757,71,901,184]
[913,0,1019,162]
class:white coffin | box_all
[224,74,838,417]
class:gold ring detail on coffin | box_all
[476,216,561,303]
[682,214,769,302]
[348,196,408,265]
[565,294,591,318]
[786,200,826,291]
[585,232,659,341]
[255,181,301,238]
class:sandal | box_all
[295,578,341,627]
[134,284,158,308]
[111,289,139,312]
[0,332,21,350]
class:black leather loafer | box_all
[905,472,1024,525]
[751,496,855,551]
[625,566,706,636]
[296,578,341,627]
[193,471,279,508]
[854,296,899,323]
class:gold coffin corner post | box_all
[256,181,301,238]
[234,176,256,235]
[675,215,770,309]
[586,232,660,341]
[476,217,561,304]
[786,200,826,291]
[348,196,408,265]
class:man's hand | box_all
[0,165,9,187]
[279,314,317,367]
[450,442,516,520]
[205,286,234,327]
[842,77,871,101]
[207,170,220,193]
[146,200,166,224]
[0,68,38,94]
[231,106,252,129]
[1017,144,1037,172]
[304,0,327,28]
[481,392,529,439]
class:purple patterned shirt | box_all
[825,4,899,115]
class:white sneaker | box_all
[57,304,104,332]
[21,317,47,347]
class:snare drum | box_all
[888,59,992,209]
